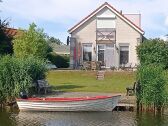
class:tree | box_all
[137,38,168,69]
[47,36,63,45]
[0,19,13,55]
[13,23,49,59]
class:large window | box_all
[120,46,129,65]
[83,44,92,61]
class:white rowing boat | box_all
[16,95,121,111]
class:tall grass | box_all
[0,55,47,105]
[136,64,167,112]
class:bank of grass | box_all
[46,70,135,93]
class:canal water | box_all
[1,110,168,126]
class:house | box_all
[50,43,70,55]
[5,28,18,37]
[68,2,144,69]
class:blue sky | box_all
[1,0,168,43]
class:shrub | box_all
[22,56,47,82]
[136,64,167,111]
[47,52,69,68]
[0,55,47,104]
[137,38,168,69]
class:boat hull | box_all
[17,95,121,112]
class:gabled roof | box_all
[68,2,144,35]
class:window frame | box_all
[82,43,92,62]
[119,44,129,65]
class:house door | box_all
[97,44,115,68]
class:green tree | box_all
[0,19,13,55]
[47,36,63,45]
[13,23,49,59]
[137,38,168,69]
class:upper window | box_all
[97,18,115,28]
[83,44,92,61]
[120,46,129,65]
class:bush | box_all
[0,55,47,104]
[23,56,47,82]
[136,64,167,111]
[137,38,168,69]
[47,53,69,68]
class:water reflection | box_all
[1,110,168,126]
[14,111,136,126]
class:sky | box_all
[0,0,168,43]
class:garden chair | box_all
[126,82,136,96]
[124,63,132,71]
[96,61,102,70]
[37,80,52,94]
[120,63,132,71]
[82,61,91,70]
[91,61,97,71]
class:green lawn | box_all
[46,70,135,93]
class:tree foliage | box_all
[137,38,168,69]
[47,36,63,45]
[13,23,49,59]
[0,19,13,55]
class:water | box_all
[1,110,168,126]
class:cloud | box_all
[165,16,168,26]
[1,0,100,24]
[1,0,168,41]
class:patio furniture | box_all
[120,63,132,71]
[96,61,102,70]
[110,66,116,71]
[96,61,106,70]
[91,61,97,71]
[124,63,132,71]
[126,82,136,96]
[37,80,52,94]
[132,63,138,71]
[82,61,91,70]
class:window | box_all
[120,46,129,65]
[97,18,116,28]
[83,44,92,61]
[98,45,105,63]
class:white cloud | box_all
[2,0,168,26]
[160,35,167,41]
[1,0,168,41]
[165,16,168,26]
[1,0,100,24]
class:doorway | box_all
[97,44,115,68]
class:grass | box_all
[46,70,136,93]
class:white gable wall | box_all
[96,7,116,18]
[116,16,142,66]
[71,16,97,61]
[70,6,142,67]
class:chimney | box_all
[120,10,122,14]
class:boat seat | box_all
[37,80,52,94]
